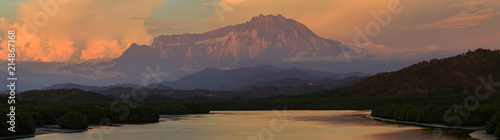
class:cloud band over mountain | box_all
[0,0,162,62]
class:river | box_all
[21,110,479,140]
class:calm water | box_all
[22,110,476,140]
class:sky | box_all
[0,0,499,63]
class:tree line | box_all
[0,96,210,137]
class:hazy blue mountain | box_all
[43,83,105,91]
[42,82,172,92]
[231,76,365,91]
[161,64,369,90]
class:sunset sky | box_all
[0,0,499,63]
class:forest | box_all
[1,88,500,137]
[370,96,500,137]
[321,49,500,96]
[0,90,210,137]
[1,49,500,138]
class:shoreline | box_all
[2,111,495,139]
[366,115,484,130]
[0,113,209,139]
[366,115,499,140]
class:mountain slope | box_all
[43,83,104,91]
[149,14,343,69]
[233,76,365,91]
[219,69,327,90]
[322,48,500,96]
[43,83,172,91]
[56,14,349,83]
[18,89,115,101]
[161,64,368,90]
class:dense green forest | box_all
[318,49,500,96]
[18,89,116,101]
[2,91,499,138]
[370,95,500,137]
[94,83,345,99]
[0,90,210,137]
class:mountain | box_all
[0,67,93,92]
[232,76,364,91]
[144,83,173,90]
[43,82,172,91]
[17,89,115,102]
[0,75,43,92]
[56,14,354,84]
[160,64,368,90]
[109,83,141,88]
[43,83,105,91]
[311,48,500,96]
[148,14,343,68]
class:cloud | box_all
[417,0,500,29]
[145,20,208,35]
[0,0,163,62]
[203,0,244,12]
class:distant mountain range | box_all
[232,76,363,91]
[13,49,500,101]
[41,64,368,91]
[54,14,381,85]
[21,64,367,99]
[43,83,170,91]
[161,64,369,90]
[1,14,412,90]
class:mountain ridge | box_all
[161,64,369,90]
[55,14,350,84]
[307,48,500,97]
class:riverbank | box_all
[7,114,205,139]
[366,115,499,140]
[366,115,484,130]
[0,125,85,140]
[35,125,87,135]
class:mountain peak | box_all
[250,14,287,22]
[244,14,315,36]
[100,14,344,79]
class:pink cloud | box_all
[0,0,163,62]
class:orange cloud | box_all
[81,40,121,60]
[0,0,163,62]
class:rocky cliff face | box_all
[140,14,343,69]
[57,14,348,83]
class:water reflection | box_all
[368,128,476,140]
[22,110,478,140]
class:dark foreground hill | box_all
[306,48,500,97]
[17,89,115,101]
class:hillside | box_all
[335,48,500,96]
[160,64,367,90]
[17,89,115,101]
